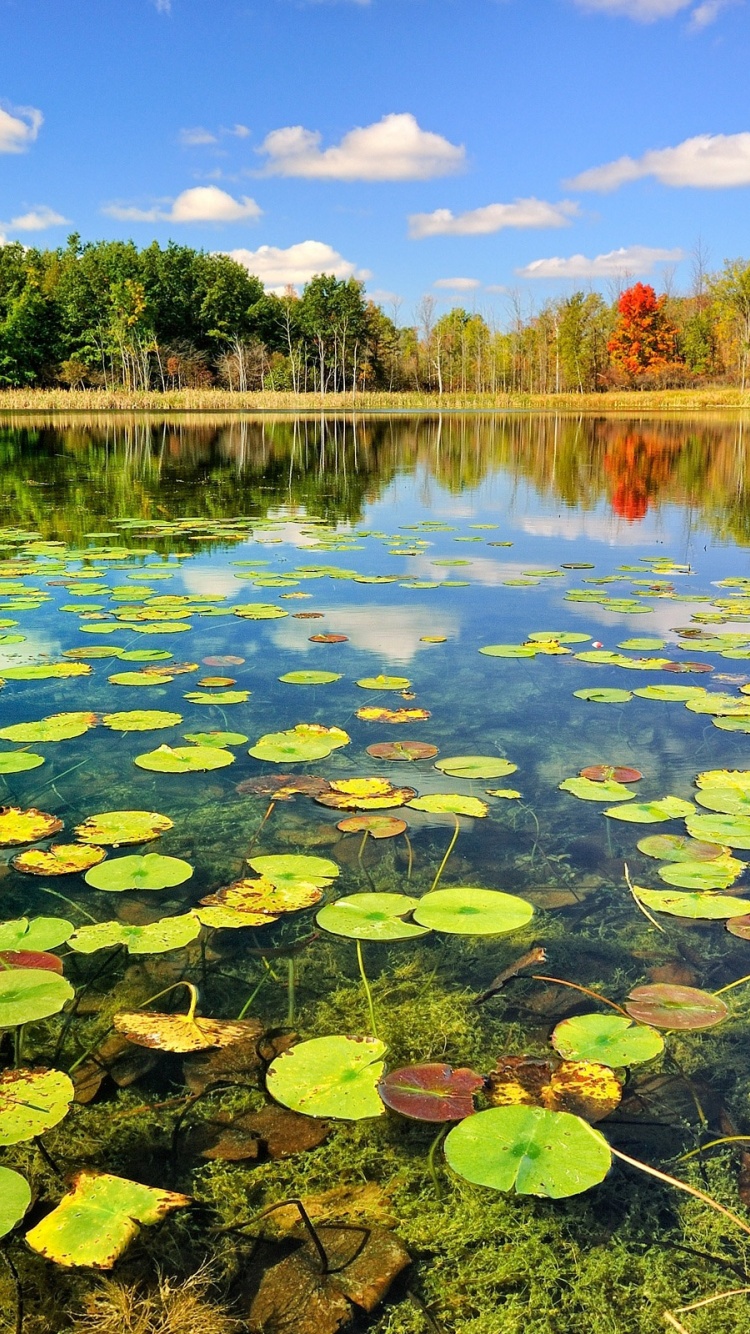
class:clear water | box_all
[3,412,750,1333]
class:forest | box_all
[0,233,749,395]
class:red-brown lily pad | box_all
[0,950,63,973]
[377,1063,483,1122]
[727,914,750,940]
[309,632,348,642]
[337,815,408,840]
[624,984,728,1030]
[579,765,643,783]
[202,655,245,667]
[663,661,713,674]
[235,774,331,800]
[366,741,438,762]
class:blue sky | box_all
[1,0,749,323]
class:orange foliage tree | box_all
[607,283,679,380]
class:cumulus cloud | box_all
[569,132,750,191]
[573,0,694,19]
[409,198,580,239]
[258,113,464,181]
[433,277,481,291]
[0,102,43,153]
[179,123,251,147]
[227,240,370,292]
[517,244,684,279]
[103,186,262,224]
[0,206,69,232]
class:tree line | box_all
[1,233,749,393]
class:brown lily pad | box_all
[624,983,728,1030]
[188,1103,331,1161]
[182,1021,274,1094]
[0,806,64,847]
[72,1034,158,1104]
[579,765,643,784]
[114,1012,260,1054]
[486,1055,622,1123]
[366,741,438,762]
[309,634,348,643]
[355,707,431,724]
[336,815,407,840]
[236,774,331,800]
[0,950,63,973]
[727,913,750,940]
[203,655,245,667]
[11,843,107,876]
[663,661,713,674]
[378,1064,483,1122]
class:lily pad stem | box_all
[624,862,666,935]
[237,972,268,1020]
[245,800,276,858]
[0,1246,23,1334]
[38,886,97,923]
[287,957,296,1026]
[357,830,368,862]
[678,1135,750,1163]
[403,831,413,880]
[611,1146,750,1240]
[13,1025,24,1069]
[714,973,750,996]
[430,815,460,894]
[427,1124,448,1197]
[531,975,631,1018]
[356,939,378,1038]
[213,1198,330,1274]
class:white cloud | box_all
[103,186,262,224]
[434,277,481,291]
[258,113,464,181]
[1,206,69,232]
[573,0,693,19]
[517,244,684,279]
[569,132,750,191]
[409,198,580,239]
[227,240,370,292]
[153,0,171,13]
[179,127,219,147]
[0,102,43,154]
[270,605,460,665]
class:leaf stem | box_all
[356,939,378,1038]
[611,1146,750,1240]
[430,814,460,894]
[531,975,631,1017]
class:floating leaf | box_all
[634,684,707,702]
[11,843,106,876]
[248,853,339,889]
[279,670,342,685]
[604,796,694,824]
[134,744,234,773]
[407,793,489,818]
[0,1167,31,1239]
[378,1064,483,1121]
[444,1105,611,1198]
[0,751,44,773]
[197,875,319,928]
[0,916,73,952]
[101,709,182,732]
[413,887,533,936]
[317,893,429,941]
[479,644,537,658]
[686,812,750,849]
[656,853,744,890]
[309,633,348,643]
[337,814,407,839]
[0,807,64,847]
[0,713,93,742]
[618,638,666,651]
[74,810,173,846]
[0,1067,74,1144]
[356,675,412,691]
[637,834,724,862]
[435,756,518,780]
[580,766,643,783]
[366,741,438,761]
[696,768,750,792]
[559,777,635,802]
[486,1056,622,1123]
[84,853,193,892]
[0,968,74,1027]
[234,603,288,619]
[113,1009,252,1053]
[695,788,750,816]
[267,1035,386,1120]
[573,688,633,704]
[108,671,172,686]
[249,723,350,763]
[551,1013,664,1067]
[25,1172,191,1269]
[183,731,248,747]
[316,780,416,811]
[69,913,200,955]
[634,885,750,918]
[624,984,728,1030]
[356,707,430,724]
[0,662,91,680]
[184,690,250,705]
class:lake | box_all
[2,411,750,1334]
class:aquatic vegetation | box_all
[267,1034,387,1119]
[25,1173,191,1268]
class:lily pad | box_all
[580,766,643,783]
[0,1167,31,1239]
[0,916,73,952]
[248,853,339,889]
[184,690,250,705]
[604,797,695,823]
[317,893,429,941]
[656,853,744,890]
[408,794,489,818]
[435,756,518,780]
[0,751,44,773]
[101,710,182,732]
[486,1056,622,1123]
[316,781,416,811]
[0,713,93,743]
[413,887,533,936]
[550,1013,664,1068]
[633,886,750,918]
[637,833,724,862]
[686,812,750,849]
[0,1067,74,1144]
[559,777,635,802]
[113,1009,252,1052]
[197,876,320,928]
[444,1105,611,1198]
[0,968,74,1026]
[479,644,537,658]
[25,1172,191,1269]
[378,1064,483,1121]
[11,843,107,876]
[69,913,201,955]
[624,984,728,1030]
[0,807,64,847]
[134,744,235,773]
[267,1034,387,1120]
[633,685,708,702]
[573,688,633,704]
[366,741,438,762]
[84,853,193,892]
[74,810,174,846]
[356,707,431,724]
[0,663,91,680]
[356,675,412,691]
[183,731,248,747]
[279,670,343,685]
[337,814,407,839]
[694,788,750,816]
[108,671,172,686]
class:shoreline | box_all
[1,387,750,415]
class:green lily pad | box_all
[248,853,339,888]
[0,714,93,742]
[25,1171,191,1269]
[183,731,248,747]
[69,913,201,955]
[266,1034,386,1120]
[316,893,430,940]
[624,983,728,1030]
[0,1067,74,1144]
[0,1167,31,1239]
[0,751,44,773]
[134,744,235,773]
[434,756,518,781]
[234,604,289,620]
[551,1013,664,1067]
[249,723,350,763]
[444,1105,611,1198]
[656,853,744,889]
[686,812,750,849]
[413,887,533,936]
[183,690,250,705]
[634,886,750,918]
[120,648,174,661]
[604,796,695,823]
[712,716,750,733]
[634,685,708,702]
[408,794,489,818]
[84,853,193,892]
[108,671,172,686]
[479,644,537,658]
[74,810,173,846]
[0,968,74,1027]
[695,788,750,816]
[0,663,91,681]
[685,693,750,717]
[356,675,412,691]
[637,834,725,862]
[528,632,590,644]
[559,777,635,802]
[278,671,343,686]
[573,688,633,704]
[618,638,666,651]
[101,709,182,732]
[0,916,73,952]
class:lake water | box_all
[3,412,750,1334]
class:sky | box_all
[1,0,749,325]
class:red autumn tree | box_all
[607,282,679,379]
